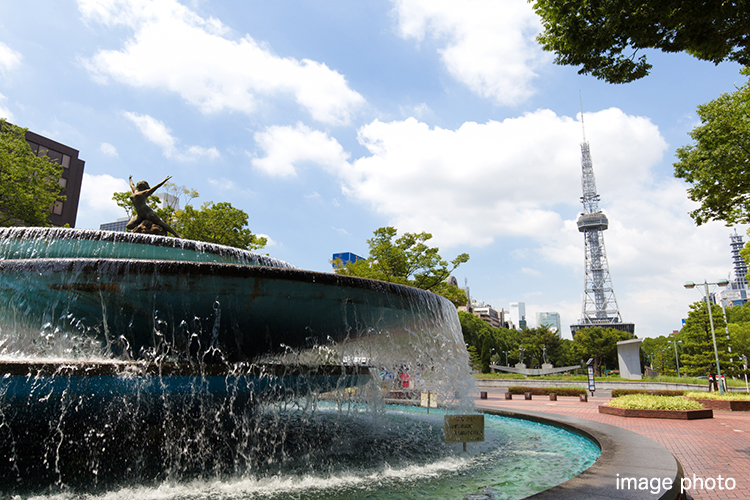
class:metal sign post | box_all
[586,358,595,396]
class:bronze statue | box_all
[126,175,181,238]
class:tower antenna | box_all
[579,91,586,142]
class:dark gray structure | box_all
[24,130,85,228]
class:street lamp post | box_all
[502,350,509,367]
[684,279,729,395]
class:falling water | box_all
[0,229,598,498]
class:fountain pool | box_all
[0,228,601,498]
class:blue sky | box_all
[0,0,746,339]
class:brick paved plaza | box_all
[475,388,750,500]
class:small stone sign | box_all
[444,414,485,443]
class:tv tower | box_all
[570,112,634,336]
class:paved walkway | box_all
[475,388,750,500]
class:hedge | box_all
[507,386,586,397]
[610,389,685,398]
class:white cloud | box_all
[100,142,118,156]
[76,173,131,228]
[392,0,547,105]
[341,109,666,247]
[123,111,219,161]
[251,123,350,178]
[0,93,13,120]
[79,0,364,124]
[0,42,22,75]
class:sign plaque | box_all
[444,414,485,444]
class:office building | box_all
[537,312,561,333]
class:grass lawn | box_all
[684,391,750,401]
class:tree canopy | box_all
[679,300,738,377]
[674,68,750,225]
[334,226,469,306]
[0,120,65,227]
[572,327,632,376]
[532,1,750,83]
[113,184,266,251]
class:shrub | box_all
[685,391,750,401]
[507,386,586,396]
[607,394,703,411]
[610,389,685,398]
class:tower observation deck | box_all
[570,139,634,336]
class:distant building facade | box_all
[510,302,526,330]
[537,312,561,333]
[10,126,86,228]
[99,217,129,232]
[332,252,364,268]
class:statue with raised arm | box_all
[126,175,181,238]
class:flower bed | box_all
[599,394,713,420]
[507,386,586,397]
[685,391,750,411]
[610,389,686,398]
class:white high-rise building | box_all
[509,302,526,330]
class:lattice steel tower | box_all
[570,118,634,336]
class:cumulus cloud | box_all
[340,109,666,247]
[392,0,547,105]
[100,142,118,156]
[124,111,220,161]
[251,123,350,178]
[76,173,131,228]
[0,93,13,120]
[0,42,22,75]
[79,0,364,124]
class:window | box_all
[53,201,64,215]
[59,177,67,188]
[62,154,70,168]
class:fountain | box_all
[0,227,600,498]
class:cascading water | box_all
[0,228,599,499]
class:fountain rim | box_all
[0,257,452,303]
[477,407,685,500]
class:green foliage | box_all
[679,300,738,377]
[466,345,482,373]
[113,184,266,251]
[611,389,686,398]
[507,386,586,396]
[608,394,703,411]
[641,334,679,375]
[335,227,469,305]
[173,202,267,251]
[572,327,632,376]
[532,1,750,84]
[674,68,750,225]
[685,391,750,401]
[0,120,65,226]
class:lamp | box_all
[683,279,727,394]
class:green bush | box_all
[610,389,685,398]
[685,391,750,401]
[607,394,703,411]
[507,386,586,396]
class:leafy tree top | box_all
[334,226,469,306]
[674,68,750,225]
[532,1,750,83]
[0,120,65,227]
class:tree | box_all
[334,227,470,306]
[532,1,750,84]
[572,327,631,376]
[674,68,750,226]
[173,201,267,250]
[679,300,737,377]
[0,120,65,226]
[113,185,266,251]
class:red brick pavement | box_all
[475,388,750,500]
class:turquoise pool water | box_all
[19,404,599,500]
